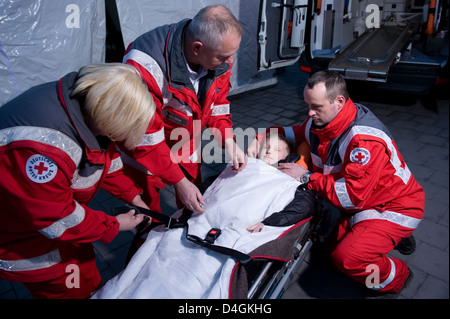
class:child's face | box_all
[261,136,290,165]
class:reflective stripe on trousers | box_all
[349,209,421,230]
[367,257,396,290]
[349,209,418,290]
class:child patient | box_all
[248,133,314,232]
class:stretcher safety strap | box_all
[119,205,257,272]
[350,209,421,229]
[117,147,153,176]
[0,249,61,272]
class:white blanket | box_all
[92,159,300,299]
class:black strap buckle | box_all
[205,228,221,244]
[186,228,222,246]
[165,217,187,230]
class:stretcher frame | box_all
[247,222,312,298]
[247,205,323,299]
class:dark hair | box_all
[307,70,349,102]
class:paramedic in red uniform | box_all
[256,70,425,294]
[0,63,155,298]
[120,5,246,215]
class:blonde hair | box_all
[71,63,155,149]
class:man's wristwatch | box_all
[300,171,313,184]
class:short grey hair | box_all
[186,5,242,50]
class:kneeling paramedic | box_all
[249,70,425,294]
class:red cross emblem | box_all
[34,162,49,175]
[354,152,366,162]
[26,154,58,183]
[350,148,371,165]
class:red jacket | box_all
[277,99,424,233]
[0,73,141,282]
[121,19,234,184]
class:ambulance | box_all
[297,0,449,100]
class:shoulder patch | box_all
[26,154,58,183]
[350,148,371,165]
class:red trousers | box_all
[328,217,413,293]
[23,244,101,299]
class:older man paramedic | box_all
[120,5,246,215]
[254,70,425,294]
[0,63,154,298]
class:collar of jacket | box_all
[311,98,358,141]
[57,72,106,160]
[167,19,231,90]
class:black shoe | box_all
[395,236,416,255]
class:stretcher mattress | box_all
[92,159,304,299]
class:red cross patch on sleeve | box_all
[350,148,371,165]
[26,154,58,183]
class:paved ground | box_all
[1,65,448,299]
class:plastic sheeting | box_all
[115,0,277,95]
[0,0,105,106]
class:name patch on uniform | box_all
[350,148,371,165]
[26,154,58,183]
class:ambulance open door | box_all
[258,0,308,70]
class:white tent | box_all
[0,0,306,105]
[0,0,106,105]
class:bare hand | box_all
[116,210,148,231]
[225,137,247,172]
[247,222,265,233]
[246,137,260,158]
[278,162,308,180]
[174,177,206,213]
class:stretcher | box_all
[92,159,325,299]
[328,23,415,82]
